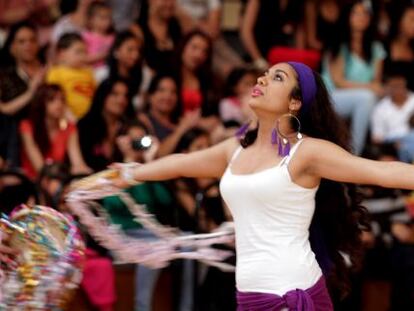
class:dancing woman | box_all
[109,62,414,309]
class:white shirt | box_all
[219,141,322,295]
[177,0,221,20]
[371,93,414,142]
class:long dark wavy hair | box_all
[241,69,370,299]
[330,0,377,63]
[173,30,215,116]
[145,73,182,124]
[78,78,134,170]
[28,84,64,156]
[0,20,39,68]
[106,30,143,96]
[387,4,414,53]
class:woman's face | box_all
[10,27,39,63]
[249,63,299,116]
[150,0,175,19]
[115,38,141,69]
[182,35,209,71]
[400,8,414,39]
[349,3,371,32]
[188,134,210,153]
[149,78,178,115]
[46,91,66,120]
[104,82,129,117]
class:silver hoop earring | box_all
[272,113,302,156]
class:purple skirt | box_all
[236,277,333,311]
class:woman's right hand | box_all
[107,162,142,189]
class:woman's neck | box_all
[103,111,120,127]
[351,31,364,43]
[395,35,411,46]
[45,117,60,131]
[255,116,277,148]
[150,108,174,127]
[182,67,198,88]
[117,63,130,77]
[17,60,41,77]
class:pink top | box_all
[20,119,76,179]
[181,88,203,113]
[82,31,114,67]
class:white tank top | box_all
[220,140,322,295]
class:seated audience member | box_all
[78,78,134,172]
[19,84,91,180]
[322,0,385,155]
[47,33,96,120]
[371,69,414,144]
[0,21,45,168]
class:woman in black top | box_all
[135,0,182,72]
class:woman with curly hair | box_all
[108,61,414,310]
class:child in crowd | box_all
[46,33,96,120]
[19,84,91,180]
[82,1,114,68]
[219,67,257,123]
[371,70,414,144]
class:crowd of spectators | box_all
[1,0,414,310]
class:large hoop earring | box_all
[272,113,303,156]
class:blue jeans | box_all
[126,229,194,311]
[330,89,376,155]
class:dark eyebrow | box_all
[274,69,289,77]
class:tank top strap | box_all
[228,146,243,166]
[281,139,305,166]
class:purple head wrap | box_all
[286,62,317,111]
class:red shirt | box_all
[20,119,76,179]
[181,88,203,113]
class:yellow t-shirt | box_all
[46,65,96,119]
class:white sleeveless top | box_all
[219,140,322,295]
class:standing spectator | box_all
[305,0,343,51]
[176,0,245,78]
[384,4,414,91]
[82,1,114,68]
[51,0,93,43]
[106,0,141,32]
[134,0,182,72]
[0,21,45,168]
[322,0,385,155]
[46,33,96,120]
[0,0,60,47]
[240,0,306,70]
[19,84,91,180]
[78,78,134,171]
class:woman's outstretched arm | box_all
[305,138,414,189]
[129,138,237,181]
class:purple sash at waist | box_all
[236,277,333,311]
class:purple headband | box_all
[286,61,316,111]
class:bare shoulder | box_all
[297,137,349,161]
[218,137,241,162]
